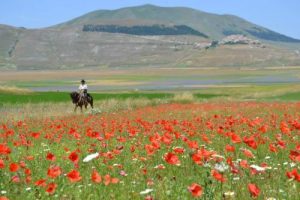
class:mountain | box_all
[1,4,300,70]
[56,4,300,43]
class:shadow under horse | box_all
[70,92,94,112]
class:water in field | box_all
[2,68,300,91]
[26,74,300,92]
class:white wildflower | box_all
[83,152,99,163]
[140,189,153,195]
[203,163,211,168]
[214,162,229,172]
[212,154,225,159]
[250,164,267,172]
[223,191,235,198]
[290,162,296,167]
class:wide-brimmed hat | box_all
[81,79,86,83]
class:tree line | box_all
[82,24,208,38]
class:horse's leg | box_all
[74,105,78,112]
[80,105,83,113]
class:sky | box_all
[0,0,299,39]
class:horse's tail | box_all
[89,95,94,108]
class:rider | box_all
[78,79,88,99]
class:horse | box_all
[70,91,93,112]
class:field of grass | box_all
[0,92,174,105]
[1,68,300,199]
[1,82,300,106]
[1,102,300,199]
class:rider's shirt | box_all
[79,84,88,90]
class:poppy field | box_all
[1,102,300,199]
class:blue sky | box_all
[0,0,299,39]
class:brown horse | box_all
[70,91,93,112]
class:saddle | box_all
[79,91,88,103]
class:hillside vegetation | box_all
[82,24,208,37]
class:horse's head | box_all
[70,92,79,104]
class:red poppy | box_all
[187,140,199,149]
[145,196,154,200]
[24,168,31,175]
[231,133,242,143]
[145,144,156,155]
[0,144,11,155]
[111,177,119,184]
[91,170,102,183]
[46,153,56,161]
[104,174,111,186]
[243,136,258,149]
[25,155,34,160]
[289,150,300,162]
[67,169,82,183]
[31,132,41,139]
[11,175,20,183]
[19,161,26,168]
[35,179,47,187]
[0,159,4,169]
[242,149,255,158]
[9,163,19,172]
[225,145,235,152]
[173,147,185,154]
[280,121,290,135]
[164,152,180,165]
[68,151,79,163]
[286,168,300,182]
[192,152,203,165]
[47,165,62,179]
[0,196,9,200]
[269,144,278,153]
[248,183,260,197]
[258,125,268,133]
[240,160,249,168]
[188,183,203,197]
[26,176,32,184]
[211,169,226,182]
[46,182,57,195]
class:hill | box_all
[57,4,300,43]
[0,4,300,70]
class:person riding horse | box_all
[70,79,93,112]
[79,79,88,101]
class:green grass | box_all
[194,93,228,99]
[0,92,229,105]
[0,92,172,104]
[266,91,300,101]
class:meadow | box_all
[1,102,300,199]
[1,68,300,200]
